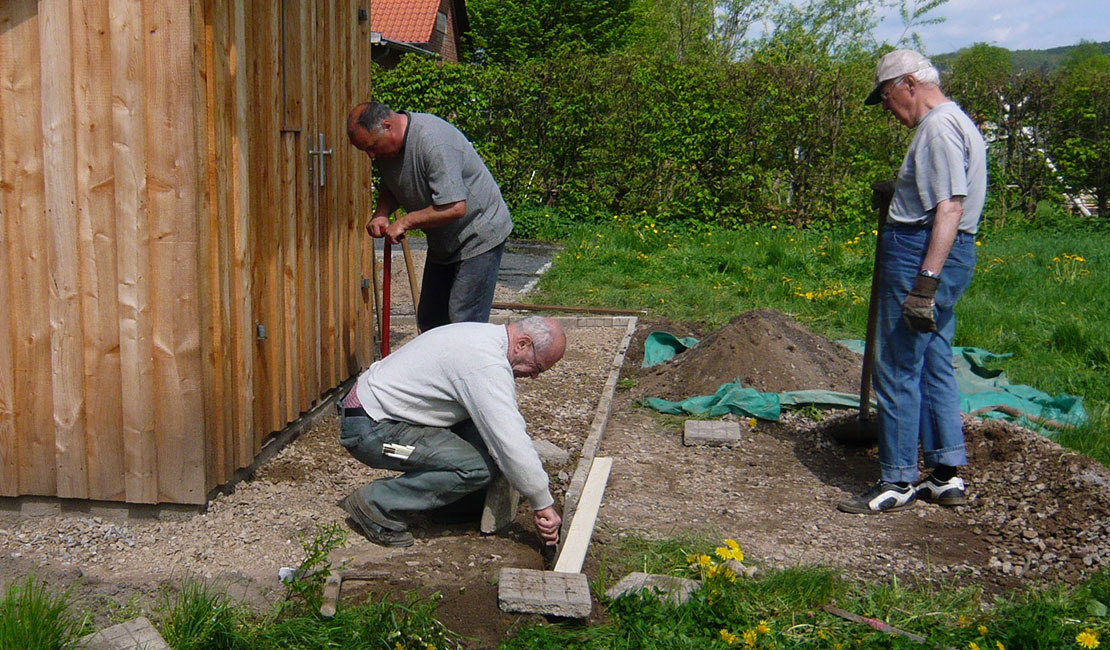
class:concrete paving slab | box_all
[605,571,702,606]
[480,472,519,534]
[76,617,169,650]
[498,567,591,618]
[683,420,743,447]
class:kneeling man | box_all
[338,316,566,547]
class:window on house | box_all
[436,11,447,34]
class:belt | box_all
[338,405,371,418]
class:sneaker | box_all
[340,494,414,547]
[915,474,967,506]
[837,481,916,514]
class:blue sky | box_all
[872,0,1110,54]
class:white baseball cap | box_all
[864,49,933,105]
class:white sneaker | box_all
[837,481,916,514]
[915,475,967,506]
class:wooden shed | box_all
[0,1,375,505]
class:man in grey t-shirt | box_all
[838,50,987,516]
[347,102,513,331]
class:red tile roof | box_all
[372,0,440,44]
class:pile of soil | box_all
[633,309,862,400]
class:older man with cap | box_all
[838,50,987,515]
[337,316,566,547]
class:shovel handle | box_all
[382,240,391,357]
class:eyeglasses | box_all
[880,76,907,103]
[530,343,547,375]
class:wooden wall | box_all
[0,0,373,505]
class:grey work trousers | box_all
[338,409,495,532]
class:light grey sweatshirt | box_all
[353,322,554,510]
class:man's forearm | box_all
[373,189,399,219]
[921,198,964,274]
[396,200,466,232]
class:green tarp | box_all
[641,332,1087,431]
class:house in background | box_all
[371,0,470,68]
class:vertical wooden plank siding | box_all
[72,0,125,500]
[110,0,158,503]
[0,0,378,503]
[351,0,372,372]
[41,0,89,499]
[145,1,205,503]
[2,2,56,496]
[249,4,285,441]
[0,5,17,496]
[196,0,231,488]
[281,133,301,423]
[229,0,255,469]
[298,0,322,414]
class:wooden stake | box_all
[492,302,645,316]
[401,237,420,310]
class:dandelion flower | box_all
[756,620,770,634]
[720,628,739,646]
[1077,628,1099,649]
[979,625,988,636]
[996,642,1005,650]
[743,629,758,646]
[969,643,981,650]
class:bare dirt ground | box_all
[3,271,1110,648]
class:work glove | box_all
[902,275,939,333]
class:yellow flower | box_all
[720,628,739,645]
[969,643,981,650]
[743,629,757,646]
[427,645,437,650]
[756,620,770,634]
[979,625,988,636]
[996,642,1005,650]
[1077,628,1100,649]
[975,240,982,246]
[771,225,778,230]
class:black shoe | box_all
[837,481,916,514]
[915,474,968,506]
[340,494,414,547]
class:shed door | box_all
[251,0,372,442]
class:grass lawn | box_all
[531,222,1110,466]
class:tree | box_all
[947,42,1011,125]
[621,0,722,62]
[465,0,634,64]
[1050,42,1110,216]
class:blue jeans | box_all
[339,411,495,531]
[874,225,976,483]
[417,241,505,331]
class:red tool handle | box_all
[382,240,391,357]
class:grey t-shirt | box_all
[889,101,987,234]
[375,112,513,264]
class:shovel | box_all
[829,180,895,445]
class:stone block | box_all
[498,567,591,618]
[605,572,701,606]
[480,471,520,534]
[533,439,570,466]
[683,420,742,447]
[76,617,170,650]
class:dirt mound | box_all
[634,309,862,400]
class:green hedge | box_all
[372,52,1094,231]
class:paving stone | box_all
[498,567,592,618]
[76,617,169,650]
[481,471,520,534]
[605,571,702,606]
[533,439,570,466]
[683,420,743,447]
